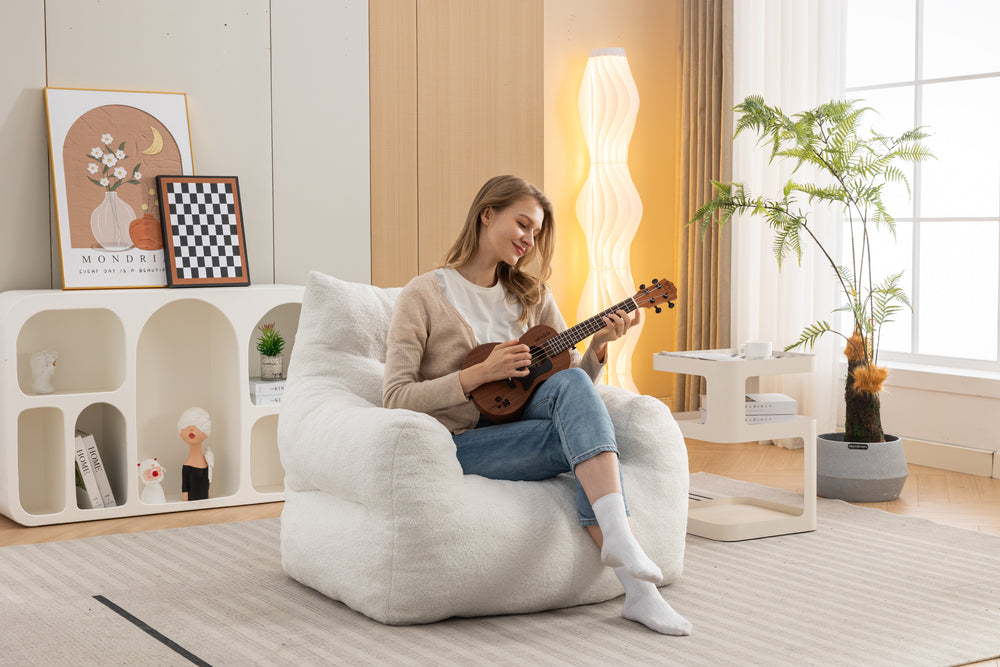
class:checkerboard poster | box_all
[157,176,250,287]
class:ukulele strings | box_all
[526,297,639,366]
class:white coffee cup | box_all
[739,340,772,359]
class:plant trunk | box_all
[843,358,884,443]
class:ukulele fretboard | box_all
[541,298,638,358]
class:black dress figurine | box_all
[177,406,214,501]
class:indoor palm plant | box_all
[692,96,933,500]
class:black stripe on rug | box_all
[93,595,212,667]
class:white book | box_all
[744,393,797,415]
[81,433,117,508]
[249,377,285,397]
[699,409,797,425]
[700,393,797,415]
[253,393,283,406]
[74,434,104,509]
[744,413,796,425]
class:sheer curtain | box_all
[731,0,845,440]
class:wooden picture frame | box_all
[44,88,194,289]
[156,175,250,287]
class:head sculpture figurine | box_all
[177,407,214,501]
[177,406,212,437]
[138,458,166,504]
[30,349,58,394]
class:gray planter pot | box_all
[816,432,908,502]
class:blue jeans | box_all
[452,367,627,525]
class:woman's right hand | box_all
[460,339,532,394]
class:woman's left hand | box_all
[591,309,641,361]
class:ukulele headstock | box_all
[634,279,677,314]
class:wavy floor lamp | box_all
[576,47,643,391]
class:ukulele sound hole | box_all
[516,347,551,390]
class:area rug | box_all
[0,474,997,666]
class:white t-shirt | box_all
[434,268,526,344]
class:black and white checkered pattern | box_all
[166,181,244,280]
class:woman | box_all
[383,175,691,636]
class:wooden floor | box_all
[687,439,1000,537]
[1,440,998,665]
[0,501,284,547]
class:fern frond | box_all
[785,321,834,351]
[870,271,911,327]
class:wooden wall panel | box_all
[370,0,543,284]
[414,0,544,274]
[370,0,419,287]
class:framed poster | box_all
[156,175,250,287]
[44,88,194,289]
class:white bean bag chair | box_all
[278,271,689,625]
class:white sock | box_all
[591,493,662,583]
[615,567,693,636]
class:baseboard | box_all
[901,437,996,478]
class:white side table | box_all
[654,349,817,541]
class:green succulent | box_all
[256,322,285,357]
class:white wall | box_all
[0,0,370,292]
[0,1,49,291]
[880,367,1000,476]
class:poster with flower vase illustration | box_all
[44,88,194,289]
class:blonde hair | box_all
[441,175,555,324]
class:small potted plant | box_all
[256,322,286,380]
[692,95,933,501]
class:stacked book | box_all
[700,392,797,425]
[75,430,117,509]
[250,377,285,405]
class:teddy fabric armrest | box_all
[277,376,464,513]
[599,384,687,471]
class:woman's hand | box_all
[460,339,533,394]
[591,309,641,363]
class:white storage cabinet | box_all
[0,285,303,526]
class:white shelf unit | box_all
[654,350,817,541]
[0,284,303,526]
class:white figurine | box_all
[138,458,167,504]
[177,407,215,501]
[30,349,58,394]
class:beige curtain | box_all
[674,0,733,412]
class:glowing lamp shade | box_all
[576,48,643,390]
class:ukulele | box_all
[462,279,677,423]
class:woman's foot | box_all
[615,567,692,636]
[592,493,662,583]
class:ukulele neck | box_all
[542,298,638,357]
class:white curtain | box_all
[731,0,845,441]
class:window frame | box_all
[845,0,1000,375]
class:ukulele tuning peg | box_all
[654,306,662,314]
[668,301,675,309]
[652,278,659,284]
[639,284,646,290]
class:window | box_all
[845,0,1000,370]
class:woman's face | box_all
[479,196,544,267]
[180,425,207,445]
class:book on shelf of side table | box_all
[653,349,817,541]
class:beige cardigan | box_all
[383,272,605,433]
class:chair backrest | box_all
[288,271,401,406]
